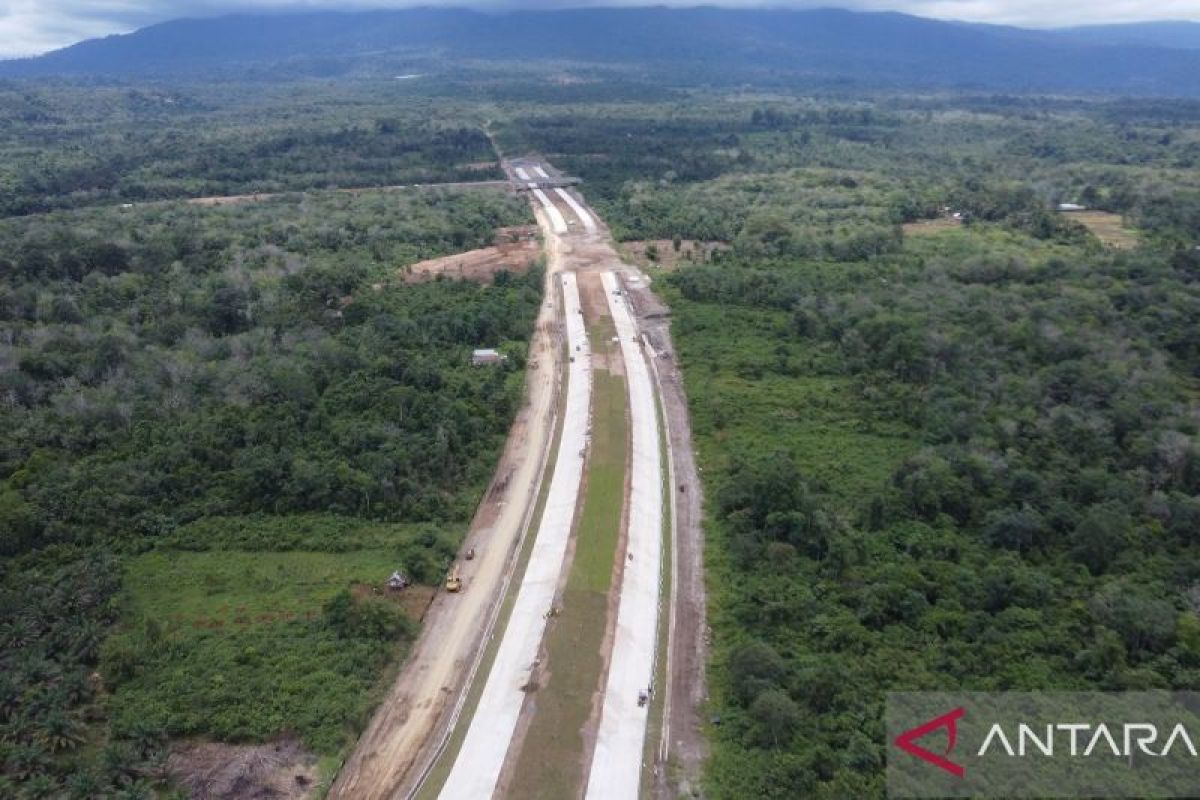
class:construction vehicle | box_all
[445,566,463,593]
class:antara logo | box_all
[894,707,966,778]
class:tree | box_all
[204,285,250,336]
[728,639,787,705]
[750,689,801,748]
[983,508,1044,554]
[1089,582,1177,655]
[0,489,41,556]
[1069,503,1131,574]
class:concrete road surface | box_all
[553,187,598,233]
[585,270,665,800]
[438,271,592,800]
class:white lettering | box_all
[1163,724,1198,757]
[978,724,1015,757]
[1057,724,1089,756]
[1084,724,1122,757]
[974,721,1199,759]
[1124,724,1161,757]
[1018,724,1053,756]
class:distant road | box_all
[186,180,512,207]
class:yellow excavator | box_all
[445,565,463,593]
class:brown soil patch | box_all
[577,269,610,323]
[168,738,318,800]
[619,240,727,272]
[902,217,963,236]
[352,582,439,623]
[403,231,538,285]
[1067,210,1138,249]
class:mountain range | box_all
[2,7,1199,96]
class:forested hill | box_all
[3,7,1200,96]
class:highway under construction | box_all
[330,154,706,800]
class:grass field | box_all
[122,550,398,625]
[100,531,435,756]
[506,319,628,800]
[901,217,962,236]
[1066,210,1138,248]
[672,301,916,503]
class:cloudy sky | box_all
[2,0,1198,58]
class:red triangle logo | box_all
[893,707,966,777]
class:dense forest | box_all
[1,182,540,795]
[0,82,502,216]
[668,229,1200,798]
[502,92,1200,796]
[3,69,1200,798]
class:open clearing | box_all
[619,239,727,271]
[902,217,963,236]
[403,226,539,283]
[1067,210,1138,248]
[169,738,319,800]
[185,181,512,207]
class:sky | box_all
[1,0,1198,58]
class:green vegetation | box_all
[1,190,536,552]
[0,82,502,216]
[1,171,540,793]
[5,67,1200,800]
[103,549,415,755]
[498,89,1200,798]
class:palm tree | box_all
[65,768,105,800]
[3,742,50,781]
[36,711,85,753]
[18,773,60,799]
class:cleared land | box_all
[185,181,512,207]
[901,217,963,236]
[1068,209,1138,248]
[402,226,539,284]
[619,239,728,271]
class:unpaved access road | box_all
[327,207,566,800]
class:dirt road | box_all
[328,207,566,800]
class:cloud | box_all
[1,0,1198,59]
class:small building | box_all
[1057,203,1087,212]
[472,348,508,366]
[386,570,410,591]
